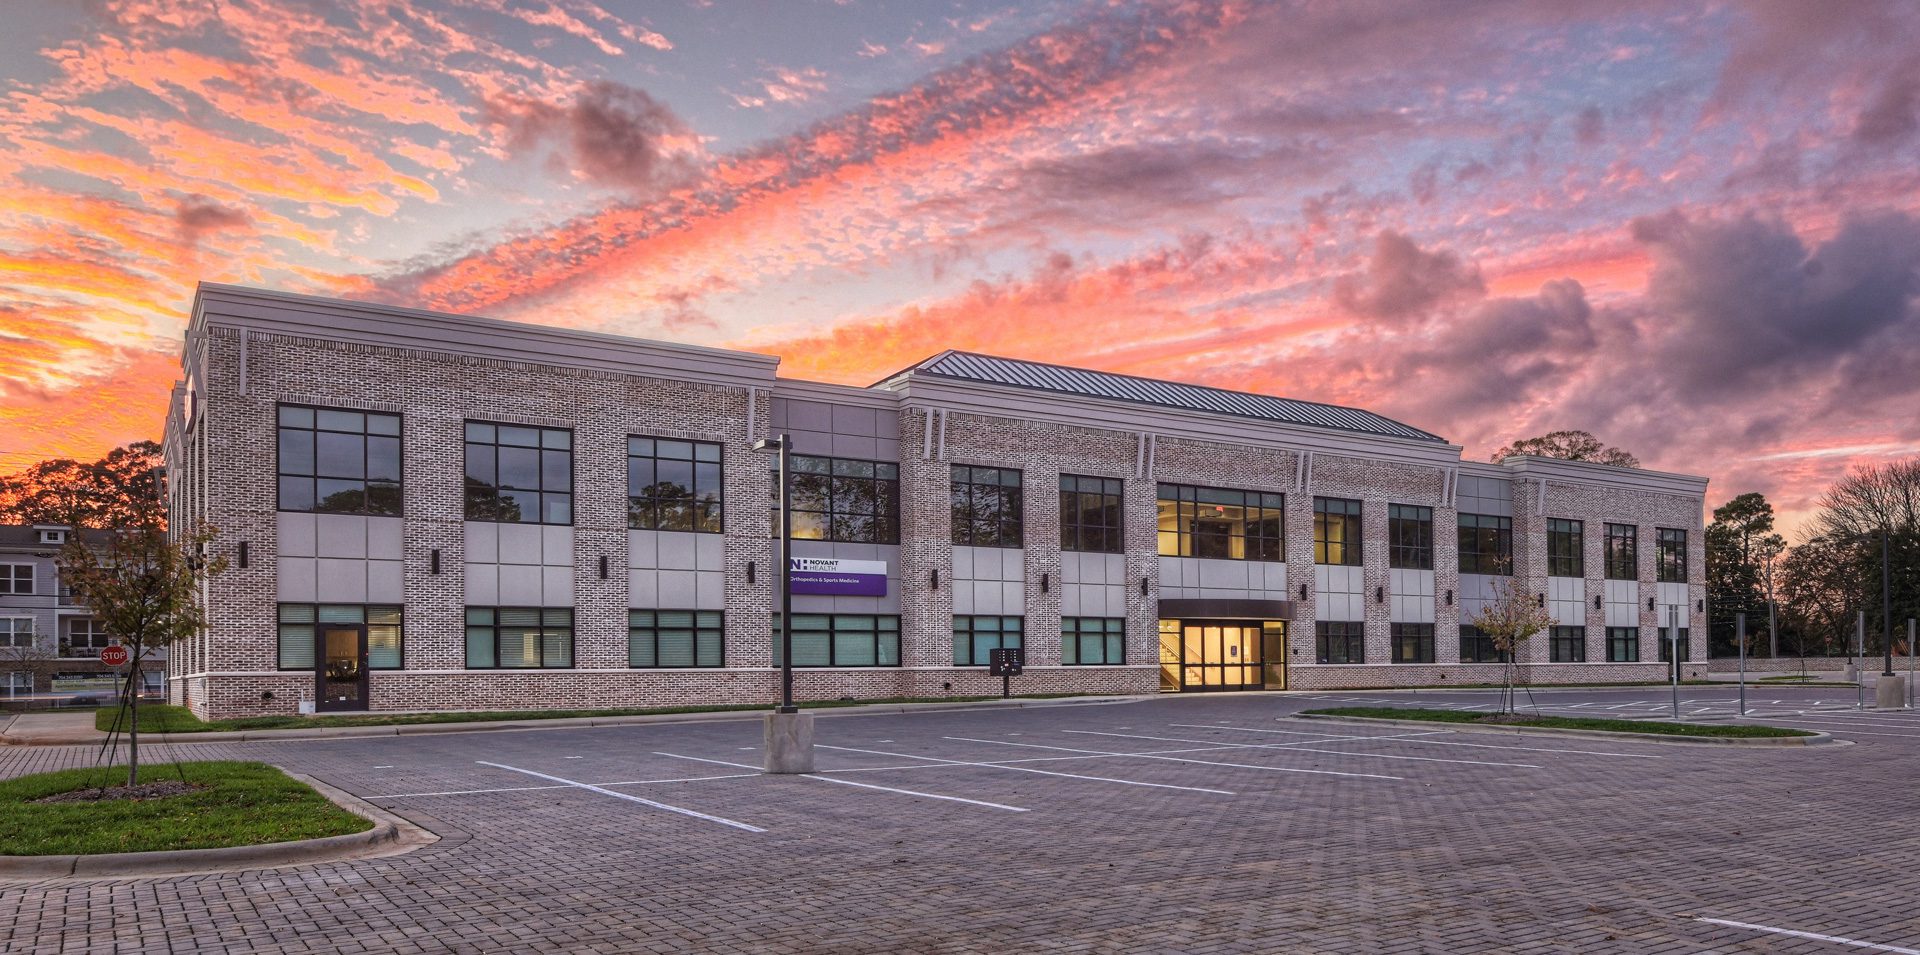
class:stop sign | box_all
[99,645,129,667]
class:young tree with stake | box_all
[1468,569,1556,715]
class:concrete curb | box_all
[1,695,1142,746]
[1293,713,1838,747]
[0,767,438,880]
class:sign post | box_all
[988,647,1024,699]
[1669,605,1680,720]
[1736,613,1746,718]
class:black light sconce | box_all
[598,555,609,580]
[1445,589,1453,606]
[1536,593,1545,608]
[237,541,249,569]
[1594,595,1602,609]
[1697,599,1703,612]
[1299,584,1309,600]
[1648,597,1656,611]
[747,561,756,584]
[931,569,940,591]
[430,549,441,574]
[1040,572,1050,594]
[1140,577,1150,596]
[1375,586,1384,604]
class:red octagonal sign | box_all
[98,645,129,667]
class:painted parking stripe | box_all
[653,752,1029,812]
[816,743,1237,795]
[368,773,759,800]
[1697,917,1920,954]
[1063,730,1544,769]
[476,761,767,833]
[945,736,1403,781]
[1176,723,1663,759]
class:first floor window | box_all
[1658,627,1689,662]
[953,615,1023,666]
[1550,626,1585,663]
[466,608,572,669]
[1062,617,1125,665]
[0,617,32,649]
[775,614,901,667]
[1607,627,1639,662]
[1390,623,1433,664]
[0,564,32,594]
[279,605,403,670]
[629,610,724,668]
[1459,625,1506,663]
[1317,621,1364,664]
[3,671,31,698]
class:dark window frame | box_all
[951,465,1024,548]
[1656,528,1688,583]
[1061,616,1126,665]
[1607,626,1639,662]
[276,403,404,516]
[1059,475,1124,554]
[1546,518,1584,578]
[1658,626,1690,662]
[464,607,574,669]
[1390,623,1434,664]
[628,609,725,668]
[1388,504,1434,570]
[953,615,1024,666]
[464,421,574,526]
[1604,523,1638,580]
[1549,625,1585,663]
[784,455,901,545]
[1458,514,1514,575]
[1313,497,1363,566]
[1316,621,1365,664]
[1156,483,1285,561]
[773,614,902,667]
[627,436,724,534]
[278,604,404,671]
[1459,625,1508,663]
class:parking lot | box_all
[5,687,1920,953]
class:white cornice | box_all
[190,283,780,391]
[1497,455,1708,498]
[770,377,902,409]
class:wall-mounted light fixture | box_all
[1696,599,1703,612]
[1445,589,1453,606]
[430,549,441,575]
[1376,586,1384,604]
[598,555,609,580]
[1536,593,1545,608]
[931,569,940,591]
[1593,595,1602,609]
[1648,597,1655,611]
[237,541,249,569]
[1299,584,1308,600]
[1140,577,1149,596]
[747,561,756,584]
[1040,572,1050,594]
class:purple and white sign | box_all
[789,557,888,596]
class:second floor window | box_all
[951,466,1023,548]
[628,437,723,533]
[1314,498,1362,566]
[1547,519,1584,578]
[0,618,31,649]
[0,564,31,595]
[65,619,111,655]
[1657,528,1688,582]
[1458,514,1513,574]
[1388,504,1433,569]
[1156,484,1284,561]
[465,423,572,525]
[786,456,899,544]
[1060,475,1123,553]
[277,405,402,515]
[1605,523,1637,580]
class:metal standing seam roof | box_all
[893,351,1447,443]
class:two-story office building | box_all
[163,284,1707,720]
[0,524,164,707]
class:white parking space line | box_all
[653,752,1030,812]
[476,761,767,833]
[816,743,1237,795]
[1180,723,1664,759]
[368,772,760,800]
[1697,917,1920,954]
[1062,730,1544,769]
[945,736,1404,781]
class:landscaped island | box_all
[1301,707,1817,739]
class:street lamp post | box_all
[1838,527,1903,709]
[754,433,812,772]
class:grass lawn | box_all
[100,693,1101,735]
[0,761,371,856]
[1301,707,1817,738]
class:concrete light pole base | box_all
[1875,674,1908,711]
[763,711,815,774]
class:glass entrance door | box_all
[317,624,368,712]
[1183,622,1262,691]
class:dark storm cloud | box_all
[173,196,250,244]
[484,81,696,193]
[1332,230,1484,322]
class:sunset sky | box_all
[2,0,1917,534]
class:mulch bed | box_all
[33,780,206,804]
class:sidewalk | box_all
[0,695,1142,746]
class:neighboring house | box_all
[0,524,164,709]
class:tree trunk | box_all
[126,657,138,788]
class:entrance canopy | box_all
[1157,598,1295,620]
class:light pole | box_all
[754,433,812,773]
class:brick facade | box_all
[166,286,1706,719]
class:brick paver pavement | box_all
[3,687,1917,953]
